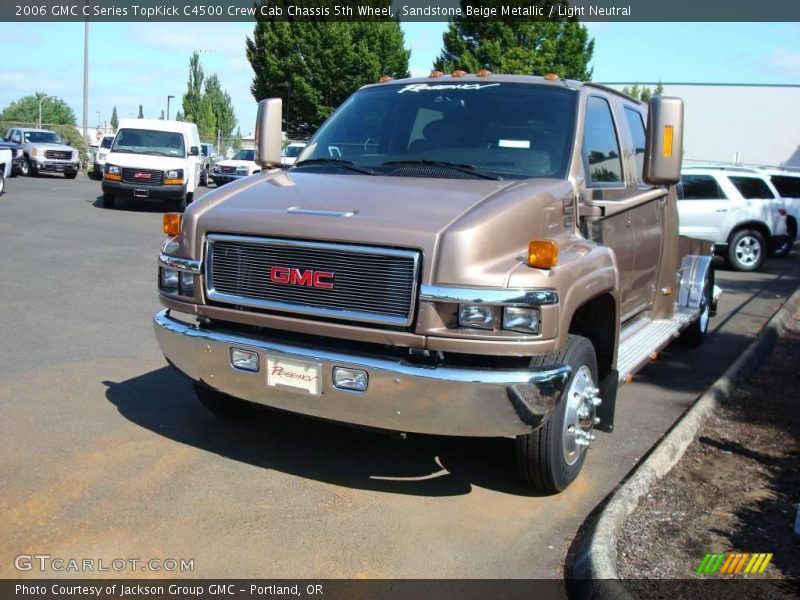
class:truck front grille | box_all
[45,150,72,160]
[221,166,237,174]
[206,235,420,327]
[122,168,163,185]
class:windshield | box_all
[100,136,114,149]
[232,149,255,161]
[111,128,185,157]
[24,131,62,144]
[296,82,577,179]
[283,145,305,158]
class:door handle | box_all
[716,208,728,212]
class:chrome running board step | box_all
[617,308,699,384]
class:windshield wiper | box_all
[293,158,375,175]
[381,160,502,181]
[110,148,137,154]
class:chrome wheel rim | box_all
[735,235,761,267]
[562,365,599,466]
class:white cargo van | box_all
[101,119,201,211]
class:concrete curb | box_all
[571,287,800,584]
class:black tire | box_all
[515,335,598,493]
[21,158,34,177]
[681,268,713,348]
[727,229,765,272]
[200,169,208,186]
[193,382,259,417]
[102,192,116,209]
[772,219,796,258]
[0,171,5,195]
[64,172,77,179]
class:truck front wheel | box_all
[515,335,599,493]
[193,382,259,417]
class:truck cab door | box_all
[581,95,637,318]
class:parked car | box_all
[0,135,24,176]
[0,146,11,194]
[101,118,202,211]
[92,134,115,180]
[678,167,788,271]
[281,141,307,168]
[760,168,800,251]
[3,127,80,178]
[199,143,218,186]
[210,148,260,186]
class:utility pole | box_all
[82,2,89,145]
[167,95,175,120]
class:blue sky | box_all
[0,21,798,138]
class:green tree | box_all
[622,82,665,103]
[182,51,204,124]
[231,126,243,152]
[0,93,76,126]
[434,1,594,80]
[159,109,165,120]
[110,106,118,130]
[197,94,217,143]
[246,15,410,136]
[137,104,144,118]
[204,74,237,141]
[175,110,184,122]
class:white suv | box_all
[760,168,800,251]
[678,167,788,271]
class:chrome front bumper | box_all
[154,310,570,437]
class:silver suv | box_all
[678,166,788,271]
[4,127,80,178]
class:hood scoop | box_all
[286,207,357,218]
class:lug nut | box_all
[592,397,602,406]
[594,417,601,425]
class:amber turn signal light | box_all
[163,213,182,236]
[527,240,558,269]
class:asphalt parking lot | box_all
[1,173,798,580]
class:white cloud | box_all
[767,48,800,74]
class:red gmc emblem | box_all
[270,266,334,289]
[134,172,150,179]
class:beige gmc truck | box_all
[154,73,717,493]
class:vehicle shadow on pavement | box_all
[103,366,547,498]
[89,195,174,213]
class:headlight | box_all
[106,164,120,174]
[212,164,219,172]
[503,307,541,334]
[164,169,184,184]
[458,304,494,330]
[236,166,248,174]
[160,268,179,291]
[179,272,194,295]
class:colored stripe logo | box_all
[696,552,772,574]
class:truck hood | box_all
[185,171,572,286]
[30,142,75,152]
[215,159,256,169]
[105,152,188,170]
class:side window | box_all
[623,107,646,182]
[728,176,775,199]
[12,130,22,144]
[583,96,623,184]
[680,175,727,200]
[770,175,800,198]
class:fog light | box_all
[230,348,259,372]
[160,267,178,291]
[503,307,541,334]
[458,304,494,330]
[179,272,194,295]
[333,367,368,392]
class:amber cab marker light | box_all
[378,76,393,83]
[451,70,467,77]
[429,70,444,78]
[163,213,182,237]
[527,240,558,269]
[477,69,492,77]
[543,73,559,81]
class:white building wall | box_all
[605,83,800,168]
